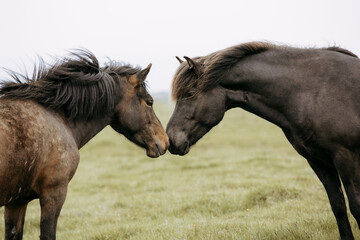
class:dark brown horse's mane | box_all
[0,49,141,121]
[172,42,358,100]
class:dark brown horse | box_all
[166,42,360,240]
[0,50,169,240]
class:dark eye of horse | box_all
[185,92,193,98]
[146,99,153,107]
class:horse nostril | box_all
[168,138,176,153]
[168,138,173,147]
[155,143,161,155]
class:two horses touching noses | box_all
[1,42,360,240]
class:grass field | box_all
[1,102,359,239]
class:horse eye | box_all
[186,92,195,98]
[146,99,153,106]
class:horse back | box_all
[275,51,360,160]
[239,49,360,156]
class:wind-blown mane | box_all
[0,50,140,120]
[172,42,358,100]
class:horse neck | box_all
[66,116,111,149]
[65,83,122,149]
[222,52,300,130]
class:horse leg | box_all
[308,160,354,240]
[333,153,360,229]
[341,178,360,228]
[39,184,67,240]
[4,203,28,240]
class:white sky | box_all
[0,0,359,93]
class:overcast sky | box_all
[0,0,359,93]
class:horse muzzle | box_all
[167,131,190,156]
[146,136,169,158]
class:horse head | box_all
[166,57,226,155]
[110,64,169,158]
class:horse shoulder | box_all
[0,99,80,193]
[32,104,80,186]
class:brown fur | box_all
[0,51,168,240]
[0,50,141,121]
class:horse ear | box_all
[175,56,183,64]
[137,63,152,82]
[129,63,152,86]
[184,56,200,76]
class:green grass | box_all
[1,102,359,239]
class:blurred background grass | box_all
[1,101,359,239]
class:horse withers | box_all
[0,50,169,240]
[166,42,360,240]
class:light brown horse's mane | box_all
[172,42,358,100]
[0,49,141,121]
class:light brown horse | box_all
[0,50,169,240]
